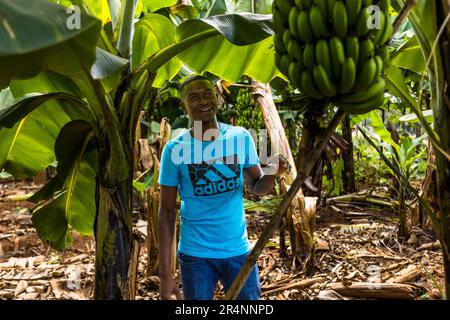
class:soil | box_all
[0,179,445,300]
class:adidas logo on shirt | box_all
[188,156,241,196]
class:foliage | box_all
[0,0,281,250]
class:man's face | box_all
[181,80,218,122]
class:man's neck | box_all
[190,119,220,141]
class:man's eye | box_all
[189,96,199,102]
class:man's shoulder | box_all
[165,129,190,146]
[221,123,251,138]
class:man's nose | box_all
[199,94,212,105]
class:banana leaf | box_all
[32,120,97,250]
[0,0,101,90]
[0,72,88,179]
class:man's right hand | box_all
[159,276,183,300]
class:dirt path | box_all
[0,180,445,300]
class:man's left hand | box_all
[270,153,291,176]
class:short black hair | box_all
[179,75,213,97]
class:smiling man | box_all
[158,75,290,300]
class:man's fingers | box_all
[174,286,183,300]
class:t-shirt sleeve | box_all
[158,143,180,186]
[244,130,260,169]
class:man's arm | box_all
[244,154,290,195]
[158,185,182,300]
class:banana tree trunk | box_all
[435,0,450,299]
[250,80,315,262]
[342,114,356,193]
[94,137,134,299]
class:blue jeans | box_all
[177,251,261,300]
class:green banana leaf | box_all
[0,92,87,128]
[0,71,87,179]
[136,13,282,85]
[141,0,178,12]
[91,48,129,80]
[369,110,401,155]
[132,13,183,87]
[175,13,281,83]
[391,35,426,74]
[399,109,433,123]
[32,120,97,250]
[0,0,101,90]
[224,0,273,14]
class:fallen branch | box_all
[261,277,325,296]
[387,266,422,283]
[326,282,425,299]
[327,194,395,208]
[417,241,441,251]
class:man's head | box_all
[180,75,218,122]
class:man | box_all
[158,75,290,300]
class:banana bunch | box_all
[236,89,263,134]
[273,0,392,114]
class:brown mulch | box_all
[0,180,445,300]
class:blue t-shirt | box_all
[158,122,260,258]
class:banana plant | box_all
[390,0,450,298]
[362,111,426,238]
[0,0,281,299]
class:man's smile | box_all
[199,106,213,112]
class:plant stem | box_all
[393,0,417,35]
[116,0,137,59]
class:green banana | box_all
[345,0,362,27]
[282,29,292,48]
[309,5,328,38]
[339,58,356,93]
[288,40,304,63]
[289,62,303,88]
[300,70,326,99]
[289,7,301,40]
[363,0,372,6]
[303,44,316,70]
[332,1,348,40]
[301,0,313,8]
[374,55,384,78]
[371,11,386,44]
[330,36,345,79]
[274,34,286,53]
[313,65,338,96]
[294,0,303,8]
[355,7,370,38]
[275,53,284,73]
[337,91,384,114]
[274,0,292,19]
[273,8,286,34]
[339,77,386,103]
[380,0,390,13]
[315,39,333,78]
[313,0,328,21]
[359,38,375,66]
[297,10,315,43]
[353,58,377,92]
[379,46,390,66]
[345,36,359,63]
[379,14,393,44]
[277,54,291,75]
